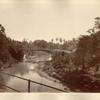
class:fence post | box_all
[28,79,30,92]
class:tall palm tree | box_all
[51,38,54,43]
[56,38,58,43]
[59,38,62,44]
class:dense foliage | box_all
[0,24,24,68]
[44,17,100,92]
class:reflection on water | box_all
[5,63,30,76]
[0,62,65,92]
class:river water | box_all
[0,51,68,92]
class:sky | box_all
[0,0,100,42]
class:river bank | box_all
[0,50,70,92]
[33,61,70,92]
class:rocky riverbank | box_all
[33,61,70,92]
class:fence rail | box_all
[0,83,21,92]
[0,71,66,92]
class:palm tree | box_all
[51,38,54,43]
[56,38,58,43]
[59,38,62,44]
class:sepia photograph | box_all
[0,0,100,93]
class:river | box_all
[0,51,68,92]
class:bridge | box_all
[24,49,73,63]
[31,49,52,53]
[31,49,73,54]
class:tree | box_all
[33,40,48,49]
[22,38,29,53]
[74,35,92,69]
[62,41,68,49]
[86,17,100,71]
[52,51,71,79]
[8,42,24,62]
[74,17,100,72]
[0,24,5,34]
[88,31,100,71]
[56,37,58,43]
[59,38,62,44]
[51,38,54,43]
[94,17,100,31]
[87,17,100,34]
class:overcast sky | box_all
[0,0,100,42]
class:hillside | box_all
[0,24,24,69]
